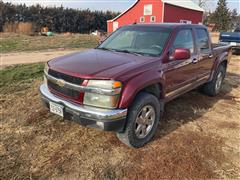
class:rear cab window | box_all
[195,28,211,54]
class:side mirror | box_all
[170,48,191,60]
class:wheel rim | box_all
[215,72,223,92]
[134,105,156,139]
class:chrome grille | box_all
[48,81,79,99]
[48,69,84,85]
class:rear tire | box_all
[117,92,161,148]
[201,64,226,96]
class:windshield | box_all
[98,26,171,57]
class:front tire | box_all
[201,64,226,96]
[117,92,161,148]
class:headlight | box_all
[87,80,122,89]
[44,63,49,74]
[83,80,122,109]
[84,93,120,109]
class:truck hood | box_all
[48,49,157,80]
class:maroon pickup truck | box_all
[40,24,232,148]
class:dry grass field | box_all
[1,55,240,179]
[0,33,98,53]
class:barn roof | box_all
[163,0,204,12]
[108,0,204,22]
[107,0,139,22]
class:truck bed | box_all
[219,32,240,43]
[212,43,228,48]
[212,43,232,56]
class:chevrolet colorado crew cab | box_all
[40,24,232,148]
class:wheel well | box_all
[141,84,162,99]
[220,60,228,70]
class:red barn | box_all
[107,0,204,33]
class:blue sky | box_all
[4,0,240,13]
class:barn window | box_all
[150,16,156,22]
[144,4,152,15]
[180,20,192,24]
[140,16,145,23]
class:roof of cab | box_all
[124,23,206,29]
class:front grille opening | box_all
[48,69,84,85]
[48,81,79,99]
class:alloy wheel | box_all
[134,105,156,139]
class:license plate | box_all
[230,42,237,46]
[49,102,64,117]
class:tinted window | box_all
[172,29,194,54]
[196,29,210,53]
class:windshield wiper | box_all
[117,50,158,57]
[97,48,157,57]
[114,49,143,56]
[96,47,116,52]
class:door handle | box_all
[192,58,198,64]
[209,54,213,58]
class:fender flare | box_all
[209,52,228,81]
[118,70,165,109]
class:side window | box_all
[196,29,210,53]
[172,29,194,54]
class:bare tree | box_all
[194,0,209,8]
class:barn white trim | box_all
[162,0,204,12]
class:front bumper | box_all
[40,84,127,132]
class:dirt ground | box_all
[0,49,79,69]
[0,54,239,179]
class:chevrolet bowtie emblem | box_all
[56,79,65,87]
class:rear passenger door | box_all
[165,28,199,98]
[194,28,214,80]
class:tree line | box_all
[0,1,119,33]
[0,0,239,33]
[197,0,240,31]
